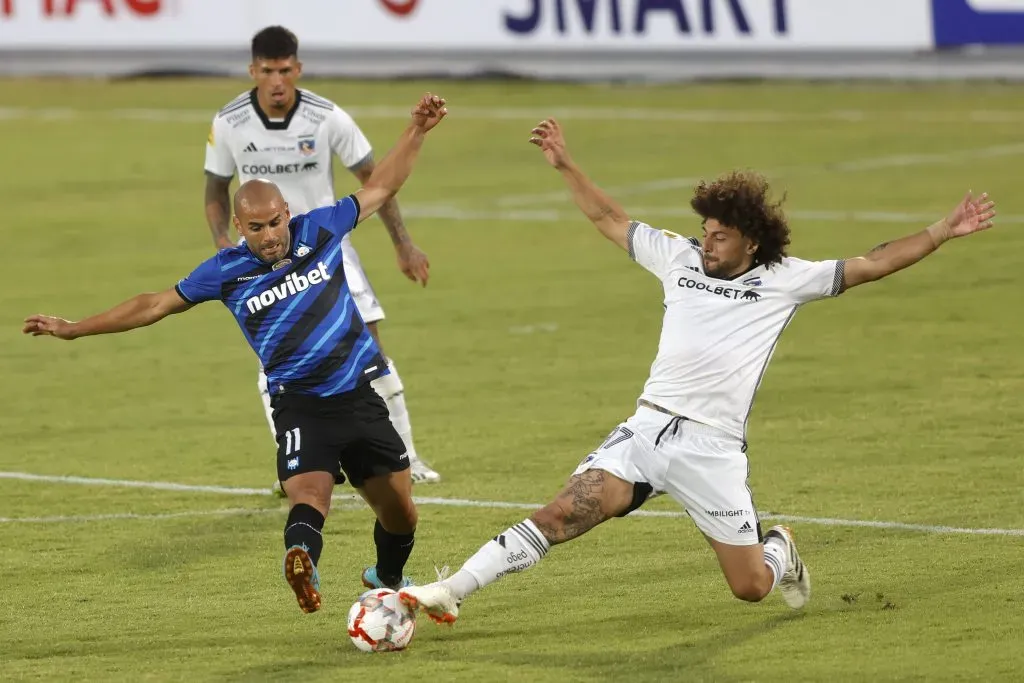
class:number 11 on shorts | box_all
[284,427,302,455]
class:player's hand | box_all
[215,237,235,251]
[411,93,447,133]
[529,118,572,170]
[396,242,430,287]
[943,191,996,239]
[23,315,78,340]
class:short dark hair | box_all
[690,171,791,267]
[251,26,299,61]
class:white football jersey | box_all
[628,221,845,440]
[204,89,372,216]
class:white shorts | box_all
[342,234,385,324]
[574,405,761,546]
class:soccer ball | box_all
[347,588,417,652]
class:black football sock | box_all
[284,503,325,566]
[374,519,415,587]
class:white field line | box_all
[0,471,271,496]
[0,104,1016,211]
[508,323,559,334]
[402,205,1024,226]
[0,507,279,524]
[0,502,369,525]
[4,106,1024,125]
[2,471,1022,537]
[496,177,700,208]
[404,204,563,222]
[495,142,1024,207]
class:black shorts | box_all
[271,383,409,488]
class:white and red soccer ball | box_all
[347,588,417,652]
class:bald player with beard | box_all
[25,94,448,613]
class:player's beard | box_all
[703,255,746,280]
[260,236,290,264]
[703,257,724,278]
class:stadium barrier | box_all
[1,0,1023,79]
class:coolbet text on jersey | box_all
[205,89,372,215]
[627,221,845,440]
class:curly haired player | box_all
[400,117,997,625]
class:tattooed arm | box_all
[352,158,411,244]
[204,172,235,250]
[842,192,996,291]
[351,157,431,286]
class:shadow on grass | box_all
[232,610,804,682]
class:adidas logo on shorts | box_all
[738,521,755,534]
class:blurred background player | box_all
[204,25,441,486]
[26,93,449,612]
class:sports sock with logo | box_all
[762,535,787,592]
[443,519,550,600]
[284,503,325,566]
[374,520,415,587]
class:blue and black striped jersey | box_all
[176,195,387,397]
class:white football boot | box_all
[399,582,460,625]
[764,525,811,609]
[409,457,441,484]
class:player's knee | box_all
[285,483,332,516]
[380,499,418,534]
[399,502,418,532]
[727,576,769,603]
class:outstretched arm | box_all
[842,192,996,291]
[23,289,192,340]
[355,93,447,225]
[529,118,630,251]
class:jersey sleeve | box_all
[203,115,236,179]
[175,254,223,304]
[776,257,846,304]
[327,107,373,170]
[304,195,362,239]
[627,220,694,278]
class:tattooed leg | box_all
[530,469,636,545]
[403,469,638,607]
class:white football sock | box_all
[444,519,551,600]
[762,536,787,592]
[370,359,419,461]
[257,367,276,442]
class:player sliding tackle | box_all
[400,117,997,624]
[24,93,448,614]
